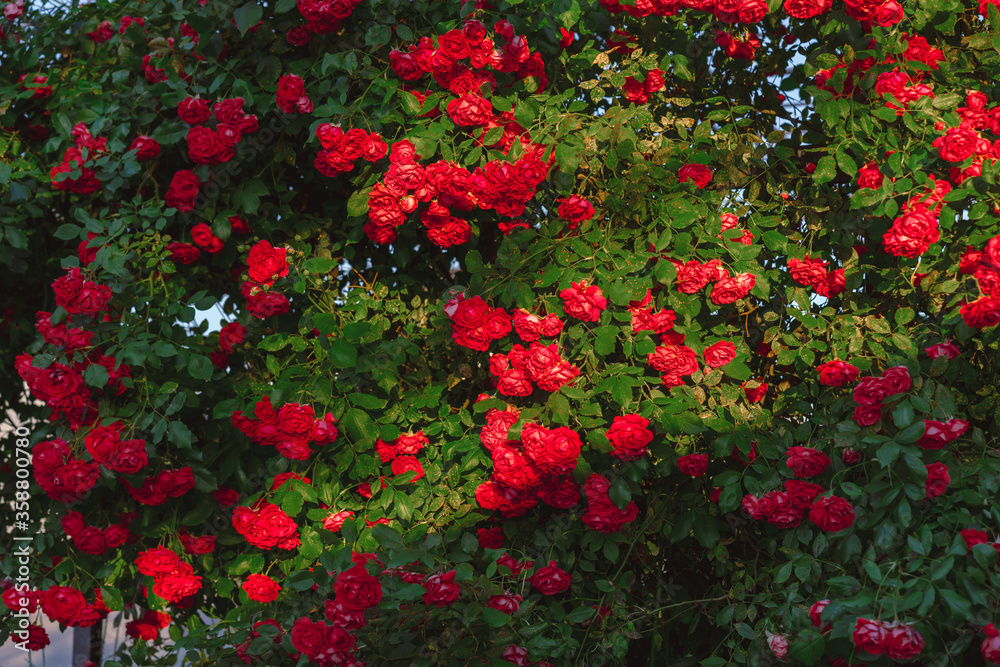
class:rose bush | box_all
[3,0,1000,665]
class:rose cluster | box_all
[241,240,291,319]
[917,418,969,450]
[34,310,93,351]
[231,395,339,460]
[881,183,945,258]
[51,267,113,317]
[61,511,136,556]
[560,281,607,322]
[851,365,911,426]
[49,123,105,195]
[581,473,639,533]
[958,234,1000,328]
[37,586,109,628]
[852,618,925,660]
[179,96,259,166]
[232,500,301,550]
[211,321,248,369]
[135,546,203,603]
[512,308,565,341]
[628,289,677,335]
[373,430,429,482]
[448,295,511,351]
[122,466,195,506]
[476,412,583,518]
[715,31,761,60]
[716,212,754,245]
[276,74,312,114]
[787,254,846,297]
[16,355,97,430]
[84,422,148,474]
[389,19,547,94]
[313,125,388,177]
[621,68,666,104]
[294,0,363,35]
[364,138,551,246]
[490,342,580,396]
[125,610,171,641]
[31,437,98,502]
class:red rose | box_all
[135,546,182,577]
[884,622,925,660]
[784,480,824,508]
[276,74,312,114]
[529,560,572,595]
[129,135,160,161]
[191,223,223,253]
[961,297,1000,328]
[422,570,460,606]
[703,341,736,368]
[786,447,830,478]
[817,359,859,386]
[881,365,911,394]
[247,241,289,287]
[925,462,950,499]
[710,273,755,304]
[290,617,329,658]
[334,563,383,610]
[857,162,884,188]
[556,195,595,224]
[647,343,699,386]
[178,97,210,124]
[165,170,201,212]
[37,586,87,625]
[606,414,653,461]
[213,487,239,506]
[218,322,246,353]
[477,526,504,549]
[539,476,580,509]
[446,93,492,126]
[437,29,471,60]
[678,163,713,188]
[853,618,889,655]
[677,453,708,476]
[392,455,425,481]
[809,495,854,531]
[809,598,830,627]
[521,423,582,475]
[788,255,828,288]
[783,0,831,18]
[853,376,893,407]
[560,281,607,321]
[167,242,200,264]
[243,574,281,603]
[932,124,981,162]
[213,97,245,124]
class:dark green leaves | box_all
[233,3,263,36]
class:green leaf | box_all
[812,155,837,184]
[343,408,378,443]
[347,188,372,218]
[233,3,263,36]
[329,340,357,368]
[482,606,511,628]
[608,477,631,509]
[188,354,214,381]
[305,257,337,274]
[83,364,110,388]
[939,588,971,618]
[101,585,124,612]
[299,526,323,560]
